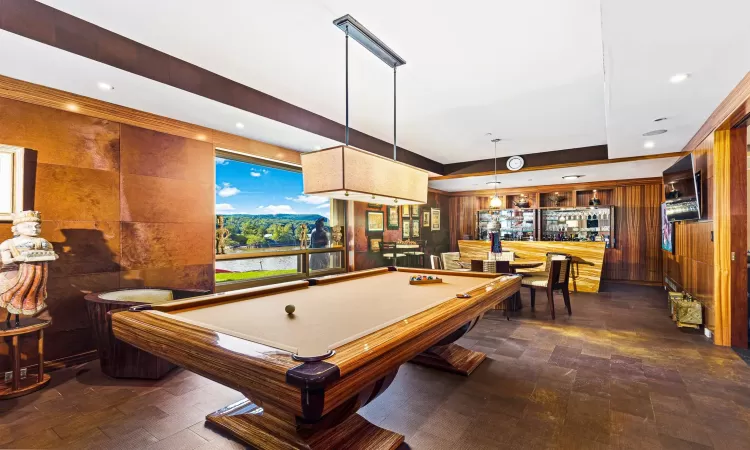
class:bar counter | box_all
[457,240,606,292]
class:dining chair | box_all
[520,255,572,319]
[381,242,406,267]
[405,240,426,268]
[440,252,462,271]
[487,251,515,261]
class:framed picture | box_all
[401,205,410,217]
[422,211,430,227]
[412,205,420,218]
[367,203,382,209]
[0,145,25,222]
[412,219,420,238]
[402,219,411,239]
[369,237,382,252]
[661,203,674,253]
[387,205,400,229]
[430,208,441,231]
[366,211,384,233]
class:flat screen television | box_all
[662,154,701,222]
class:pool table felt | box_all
[164,271,504,357]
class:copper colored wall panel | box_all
[0,97,120,171]
[120,173,213,224]
[120,222,214,270]
[34,163,120,221]
[44,220,121,278]
[120,124,214,182]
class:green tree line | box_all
[219,214,329,248]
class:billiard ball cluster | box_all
[410,275,441,282]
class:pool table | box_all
[112,267,520,450]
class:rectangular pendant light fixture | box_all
[302,14,427,206]
[301,146,428,205]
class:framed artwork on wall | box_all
[366,211,384,233]
[402,205,410,218]
[367,203,382,209]
[0,145,25,222]
[412,219,420,238]
[422,211,430,227]
[369,237,382,252]
[387,205,400,229]
[412,205,420,218]
[661,203,674,254]
[402,219,411,239]
[430,208,441,231]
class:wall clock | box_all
[506,155,525,171]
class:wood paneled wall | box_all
[0,97,214,370]
[354,192,451,270]
[447,180,663,283]
[663,137,715,331]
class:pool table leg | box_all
[410,316,487,376]
[207,399,403,450]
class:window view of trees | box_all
[221,214,329,250]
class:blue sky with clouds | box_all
[215,156,329,216]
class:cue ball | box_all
[285,304,296,315]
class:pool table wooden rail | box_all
[112,268,521,449]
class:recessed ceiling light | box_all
[313,145,322,151]
[643,129,667,136]
[97,82,114,91]
[654,117,668,122]
[235,122,245,129]
[562,175,583,180]
[669,73,690,84]
[643,141,655,149]
[65,103,79,111]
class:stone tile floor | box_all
[1,283,749,449]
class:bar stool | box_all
[381,242,406,267]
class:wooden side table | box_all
[0,317,50,399]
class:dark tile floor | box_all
[2,283,749,449]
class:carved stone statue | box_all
[298,224,309,249]
[331,225,343,247]
[216,215,231,255]
[0,211,58,325]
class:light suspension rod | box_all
[334,14,405,161]
[345,25,349,146]
[393,66,397,160]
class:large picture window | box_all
[214,151,344,289]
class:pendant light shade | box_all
[302,15,427,205]
[301,145,428,205]
[489,195,502,208]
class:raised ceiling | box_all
[4,0,750,190]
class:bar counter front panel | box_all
[458,240,606,293]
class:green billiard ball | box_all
[285,304,296,315]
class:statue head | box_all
[12,211,42,237]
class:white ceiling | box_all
[37,0,608,163]
[429,157,680,192]
[2,0,748,191]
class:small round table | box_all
[0,317,50,399]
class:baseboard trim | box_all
[602,279,662,287]
[26,350,98,373]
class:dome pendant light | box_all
[489,138,502,209]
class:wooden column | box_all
[712,127,747,347]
